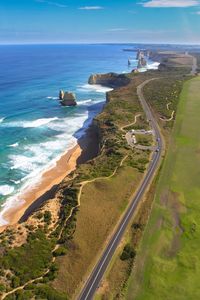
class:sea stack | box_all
[137,57,147,69]
[136,50,141,60]
[59,90,77,106]
[59,90,65,100]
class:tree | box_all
[120,244,136,261]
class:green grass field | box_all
[126,76,200,300]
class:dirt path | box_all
[160,110,175,122]
[120,114,141,132]
[167,102,171,110]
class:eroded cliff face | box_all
[88,72,130,88]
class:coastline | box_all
[0,61,159,233]
[0,122,99,233]
[0,144,81,232]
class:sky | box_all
[0,0,200,44]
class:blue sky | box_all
[0,0,200,44]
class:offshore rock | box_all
[59,90,65,100]
[59,90,77,106]
[137,57,147,69]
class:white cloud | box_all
[36,0,67,8]
[141,0,199,7]
[78,6,104,10]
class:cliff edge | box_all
[88,72,130,88]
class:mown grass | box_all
[126,77,200,300]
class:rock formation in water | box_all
[136,50,142,60]
[137,57,147,69]
[88,73,130,88]
[59,90,77,106]
[59,90,65,100]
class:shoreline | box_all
[0,61,160,233]
[0,144,82,232]
[0,122,99,233]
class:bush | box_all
[53,247,67,257]
[44,263,59,281]
[132,223,144,230]
[11,276,20,288]
[0,230,54,284]
[120,244,136,261]
[35,212,43,220]
[35,284,68,300]
[0,283,5,292]
[44,211,52,224]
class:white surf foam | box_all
[0,185,14,196]
[77,99,93,105]
[22,117,59,128]
[137,61,160,73]
[10,179,21,185]
[9,142,19,148]
[9,148,51,174]
[0,136,78,226]
[46,96,58,100]
[47,113,88,132]
[4,117,59,128]
[0,90,102,226]
[147,62,160,70]
[8,113,88,186]
[9,155,33,172]
[0,195,25,225]
[0,117,5,123]
[78,84,113,93]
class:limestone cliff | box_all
[88,73,130,88]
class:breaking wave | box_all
[77,84,113,93]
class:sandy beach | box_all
[0,125,99,233]
[0,144,81,232]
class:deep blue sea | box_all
[0,44,159,224]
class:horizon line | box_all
[0,42,200,46]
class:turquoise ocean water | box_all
[0,44,159,224]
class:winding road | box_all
[78,78,163,300]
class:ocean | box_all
[0,44,159,224]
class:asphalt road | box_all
[78,78,163,300]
